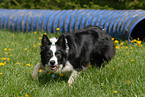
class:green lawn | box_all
[0,30,145,97]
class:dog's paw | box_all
[32,73,39,80]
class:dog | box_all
[32,25,116,85]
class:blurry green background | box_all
[0,0,145,10]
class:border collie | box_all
[32,25,116,85]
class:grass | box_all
[0,30,145,97]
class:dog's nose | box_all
[50,60,55,65]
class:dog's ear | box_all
[56,35,66,49]
[41,34,51,46]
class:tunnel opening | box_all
[131,19,145,41]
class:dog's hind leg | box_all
[32,63,42,80]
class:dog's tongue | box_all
[50,67,56,70]
[50,65,58,70]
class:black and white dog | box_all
[32,25,116,84]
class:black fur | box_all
[40,25,116,72]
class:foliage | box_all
[0,0,145,10]
[0,30,145,96]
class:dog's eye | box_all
[55,51,61,57]
[47,51,52,56]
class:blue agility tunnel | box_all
[0,9,145,41]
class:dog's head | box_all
[40,34,68,72]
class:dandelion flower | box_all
[2,58,6,60]
[4,48,7,50]
[125,46,128,49]
[120,42,123,45]
[114,91,118,93]
[131,60,135,62]
[112,38,114,40]
[39,70,42,72]
[56,28,60,30]
[114,40,119,44]
[33,44,36,47]
[34,31,37,34]
[0,73,2,75]
[38,43,41,45]
[115,46,119,49]
[0,63,5,66]
[4,62,6,64]
[17,62,20,65]
[9,49,12,50]
[126,80,130,84]
[25,94,29,97]
[25,48,27,50]
[26,64,30,66]
[12,34,15,36]
[126,53,130,55]
[44,33,47,35]
[39,37,42,40]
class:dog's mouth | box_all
[50,65,58,70]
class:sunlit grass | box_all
[0,30,145,97]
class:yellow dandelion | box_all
[2,58,6,60]
[5,52,8,54]
[131,59,135,62]
[25,48,27,50]
[33,44,36,47]
[137,40,142,44]
[115,46,119,49]
[125,46,128,49]
[114,91,118,93]
[25,94,29,97]
[7,58,10,61]
[112,38,114,41]
[89,65,92,67]
[126,53,130,55]
[44,33,47,35]
[133,39,137,42]
[10,54,13,56]
[56,28,60,30]
[59,73,64,77]
[26,64,30,66]
[121,47,124,49]
[12,42,14,44]
[34,31,37,34]
[12,34,15,36]
[117,58,120,60]
[126,80,130,84]
[112,68,114,70]
[17,62,20,65]
[137,38,139,40]
[131,50,134,52]
[131,47,133,49]
[0,73,2,75]
[139,44,142,47]
[0,63,5,66]
[9,49,12,50]
[39,37,42,40]
[4,48,7,50]
[114,40,119,44]
[39,70,42,72]
[131,40,134,43]
[120,42,123,45]
[4,62,6,64]
[38,43,41,45]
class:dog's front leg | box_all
[68,70,79,85]
[32,63,42,80]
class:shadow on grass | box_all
[37,72,69,86]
